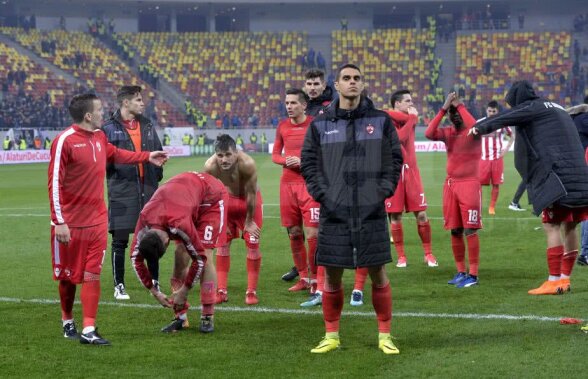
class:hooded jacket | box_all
[103,110,163,231]
[306,85,335,117]
[301,97,403,268]
[566,104,588,150]
[474,81,588,215]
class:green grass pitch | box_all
[0,153,586,378]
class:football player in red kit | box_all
[130,172,227,333]
[204,134,263,305]
[425,92,482,288]
[384,89,437,268]
[272,88,323,307]
[49,93,168,345]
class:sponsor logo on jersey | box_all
[73,143,87,148]
[324,129,339,135]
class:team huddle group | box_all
[47,64,588,354]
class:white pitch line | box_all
[0,297,574,323]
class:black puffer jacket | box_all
[103,110,163,231]
[474,81,588,215]
[301,97,403,268]
[306,85,335,117]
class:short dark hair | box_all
[335,63,361,81]
[487,100,499,108]
[138,230,166,265]
[390,89,411,108]
[214,134,237,152]
[286,88,309,104]
[304,69,325,81]
[116,85,142,105]
[68,93,98,123]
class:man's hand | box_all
[442,92,457,110]
[407,106,419,117]
[497,148,508,159]
[171,286,189,311]
[467,127,479,137]
[285,156,301,168]
[150,287,172,308]
[149,151,169,167]
[244,219,261,240]
[55,223,71,244]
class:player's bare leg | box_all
[489,184,499,215]
[415,210,437,267]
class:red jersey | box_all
[425,105,481,179]
[477,118,512,161]
[388,110,418,167]
[48,124,149,228]
[272,116,313,183]
[131,172,226,289]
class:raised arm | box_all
[473,103,536,135]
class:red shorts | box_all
[542,204,588,224]
[280,180,320,227]
[443,178,482,230]
[479,158,504,185]
[385,165,427,213]
[51,223,107,284]
[199,190,229,249]
[225,190,263,246]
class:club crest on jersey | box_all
[96,141,102,151]
[366,124,375,134]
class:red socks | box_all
[561,250,578,277]
[289,235,308,279]
[490,185,499,209]
[390,223,405,258]
[353,267,368,291]
[216,254,230,290]
[417,221,433,255]
[59,280,76,320]
[246,257,261,292]
[372,282,392,333]
[200,281,215,316]
[317,265,325,292]
[547,246,564,276]
[80,274,101,328]
[466,233,480,276]
[322,286,344,332]
[451,234,466,273]
[307,236,318,280]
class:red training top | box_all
[272,115,313,183]
[425,105,481,179]
[48,124,150,228]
